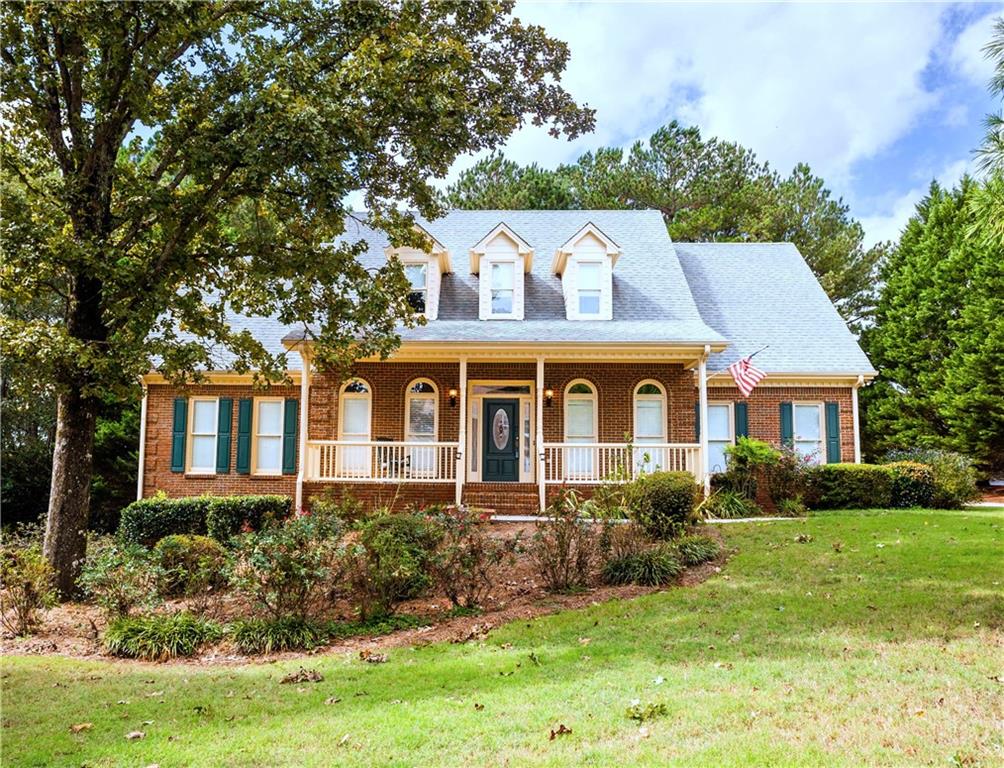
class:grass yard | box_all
[3,508,1002,767]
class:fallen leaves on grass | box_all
[69,723,92,734]
[626,700,668,722]
[324,697,341,705]
[359,651,387,664]
[549,724,572,740]
[474,702,484,711]
[125,731,145,740]
[280,667,323,684]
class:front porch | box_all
[292,347,716,512]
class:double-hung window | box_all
[564,381,597,479]
[188,398,218,473]
[254,398,283,475]
[490,262,515,315]
[577,262,602,315]
[706,403,734,473]
[633,381,666,473]
[794,403,824,464]
[405,262,427,314]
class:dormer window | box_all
[405,262,427,314]
[577,261,602,315]
[384,223,450,321]
[553,223,621,321]
[470,223,533,321]
[490,261,515,315]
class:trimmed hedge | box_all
[885,461,935,508]
[626,471,699,540]
[205,495,291,543]
[117,495,291,547]
[805,464,894,509]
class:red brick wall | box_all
[706,384,855,462]
[142,368,857,504]
[143,383,300,499]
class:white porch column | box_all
[136,382,148,501]
[536,355,545,512]
[852,374,863,463]
[698,345,710,497]
[294,349,312,512]
[456,357,467,506]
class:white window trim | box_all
[338,379,373,441]
[793,401,825,464]
[487,258,519,319]
[405,378,439,442]
[186,397,219,475]
[632,380,667,442]
[403,260,430,319]
[707,401,735,474]
[251,396,284,476]
[576,260,603,317]
[566,379,594,439]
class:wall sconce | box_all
[448,388,458,407]
[544,388,554,407]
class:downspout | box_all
[295,348,312,513]
[536,355,545,512]
[698,345,711,497]
[136,380,148,501]
[456,357,467,507]
[852,374,864,464]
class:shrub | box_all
[153,535,226,596]
[776,496,808,517]
[226,515,340,621]
[601,546,682,586]
[674,535,720,566]
[0,537,56,636]
[349,512,441,618]
[885,462,935,508]
[721,438,811,505]
[117,494,206,546]
[599,522,649,561]
[885,449,979,508]
[309,488,367,524]
[528,489,599,592]
[79,542,163,620]
[103,612,223,660]
[426,506,519,609]
[326,613,424,640]
[805,464,894,509]
[700,489,760,519]
[626,471,698,540]
[229,617,328,654]
[206,495,291,543]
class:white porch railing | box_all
[306,440,459,482]
[542,442,702,484]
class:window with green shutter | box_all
[170,398,187,473]
[216,398,233,473]
[282,398,298,475]
[236,398,252,474]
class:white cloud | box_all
[858,158,972,246]
[490,1,949,185]
[950,9,1003,87]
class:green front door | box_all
[483,399,519,481]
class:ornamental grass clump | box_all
[103,612,223,660]
[674,535,720,566]
[228,617,328,655]
[601,546,683,587]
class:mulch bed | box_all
[1,524,730,666]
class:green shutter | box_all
[216,398,233,473]
[282,398,298,475]
[734,402,749,439]
[825,402,841,463]
[236,398,252,474]
[694,402,700,441]
[780,402,793,448]
[170,398,187,473]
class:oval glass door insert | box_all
[492,408,510,450]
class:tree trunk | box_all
[43,389,99,598]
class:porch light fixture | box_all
[448,388,458,407]
[545,388,554,406]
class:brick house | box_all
[138,210,876,514]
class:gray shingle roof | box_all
[675,242,876,374]
[191,210,873,376]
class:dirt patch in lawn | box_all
[1,524,730,665]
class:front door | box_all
[483,399,519,481]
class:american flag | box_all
[728,355,766,397]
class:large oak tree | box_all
[1,0,593,595]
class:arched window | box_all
[564,380,597,479]
[633,380,667,474]
[405,379,438,442]
[338,379,371,476]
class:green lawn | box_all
[4,508,1002,767]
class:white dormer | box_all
[470,223,533,320]
[552,223,621,321]
[385,224,451,320]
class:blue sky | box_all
[446,1,1002,246]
